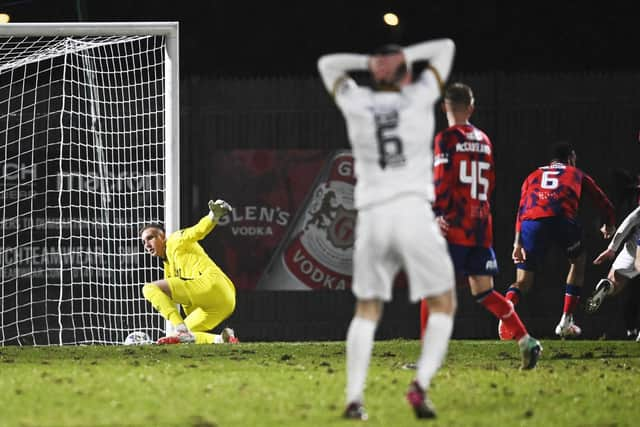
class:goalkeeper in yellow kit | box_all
[139,199,238,345]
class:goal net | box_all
[0,23,179,345]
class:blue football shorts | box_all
[517,217,583,271]
[447,243,499,276]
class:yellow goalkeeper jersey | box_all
[163,215,228,281]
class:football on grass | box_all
[124,331,153,345]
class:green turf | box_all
[1,339,638,426]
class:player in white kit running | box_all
[587,205,640,316]
[318,38,456,420]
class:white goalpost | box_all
[0,22,180,345]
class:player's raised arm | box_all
[317,53,368,98]
[180,199,233,242]
[404,38,455,92]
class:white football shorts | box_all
[611,229,640,279]
[352,194,455,302]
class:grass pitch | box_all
[1,339,638,427]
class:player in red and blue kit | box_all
[422,83,541,368]
[503,142,615,338]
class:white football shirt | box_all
[335,77,439,209]
[318,39,455,209]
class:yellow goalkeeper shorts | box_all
[167,273,236,332]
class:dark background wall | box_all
[181,72,640,341]
[3,1,640,75]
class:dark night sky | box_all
[1,0,638,76]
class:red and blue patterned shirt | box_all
[515,161,615,232]
[433,124,495,248]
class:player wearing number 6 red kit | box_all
[318,39,456,420]
[422,83,541,368]
[504,143,615,338]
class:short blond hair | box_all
[139,223,165,237]
[444,82,474,107]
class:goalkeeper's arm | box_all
[208,199,233,222]
[180,199,233,242]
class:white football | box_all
[124,331,153,346]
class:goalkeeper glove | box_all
[208,199,233,221]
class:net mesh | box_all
[0,33,167,345]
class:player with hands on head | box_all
[319,38,456,420]
[586,204,640,315]
[423,82,541,368]
[139,199,239,345]
[503,143,615,338]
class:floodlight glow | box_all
[383,12,399,26]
